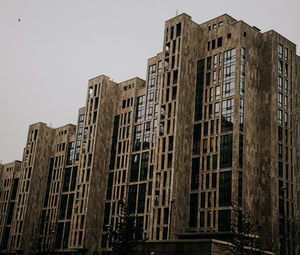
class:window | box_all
[223,48,236,98]
[218,210,231,231]
[189,193,198,227]
[176,23,181,37]
[213,103,219,118]
[193,124,201,154]
[213,71,217,84]
[218,21,223,27]
[227,33,231,39]
[278,93,282,107]
[130,155,140,182]
[219,171,232,206]
[217,37,222,47]
[191,158,200,190]
[220,134,233,168]
[213,55,218,68]
[278,110,283,125]
[285,48,288,62]
[206,72,211,86]
[215,86,220,100]
[135,95,145,122]
[240,98,244,131]
[278,76,283,91]
[278,60,283,74]
[207,56,212,70]
[212,39,216,50]
[278,126,283,141]
[278,44,283,58]
[133,124,142,151]
[221,99,234,132]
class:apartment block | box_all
[0,13,299,255]
[0,161,21,251]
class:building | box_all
[0,13,299,255]
[0,161,21,251]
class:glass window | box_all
[278,44,283,58]
[213,70,217,84]
[221,99,234,132]
[222,48,236,98]
[278,110,283,125]
[219,171,232,206]
[215,86,220,100]
[214,102,220,117]
[278,93,282,107]
[278,60,283,74]
[213,54,218,68]
[220,134,233,168]
[278,76,283,91]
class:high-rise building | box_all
[0,13,299,255]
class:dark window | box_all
[279,161,283,177]
[206,72,211,86]
[58,195,68,220]
[220,134,233,168]
[137,184,146,213]
[278,126,283,141]
[130,154,140,182]
[239,134,243,168]
[128,185,137,213]
[70,166,77,191]
[207,57,212,70]
[212,40,216,50]
[106,172,114,200]
[189,193,198,227]
[109,115,119,169]
[204,122,208,136]
[201,192,205,208]
[192,124,201,154]
[227,33,231,39]
[219,171,232,206]
[218,210,231,231]
[176,23,181,37]
[217,37,223,47]
[212,173,217,188]
[140,153,148,181]
[191,158,200,190]
[63,168,71,192]
[213,155,218,169]
[173,70,178,84]
[194,59,205,121]
[200,211,204,227]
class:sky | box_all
[0,0,299,164]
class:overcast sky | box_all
[0,0,299,163]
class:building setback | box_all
[0,13,299,255]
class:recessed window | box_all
[213,24,217,29]
[243,31,247,37]
[217,37,222,47]
[227,33,231,39]
[212,39,216,50]
[218,21,223,27]
[278,44,283,58]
